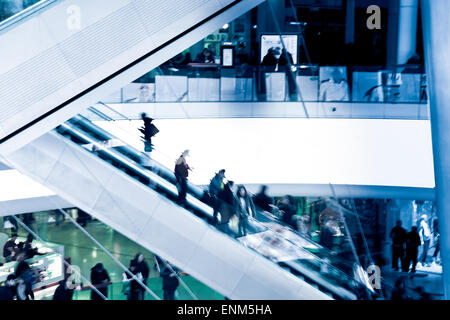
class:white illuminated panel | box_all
[0,169,55,201]
[95,118,435,189]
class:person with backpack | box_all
[139,113,159,168]
[174,150,191,206]
[209,169,226,225]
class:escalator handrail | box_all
[71,113,205,199]
[57,122,214,220]
[0,0,59,32]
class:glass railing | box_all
[103,64,428,105]
[0,0,56,28]
[53,113,376,299]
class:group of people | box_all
[53,253,182,301]
[390,219,427,273]
[173,152,304,238]
[260,46,297,101]
[207,169,258,237]
[0,259,36,300]
[174,162,260,237]
[0,234,43,300]
[2,233,42,264]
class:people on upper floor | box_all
[319,68,349,101]
[195,47,215,64]
[261,47,280,71]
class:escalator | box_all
[0,0,263,154]
[1,113,375,300]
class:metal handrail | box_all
[0,0,60,32]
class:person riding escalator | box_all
[236,185,256,237]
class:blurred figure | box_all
[123,259,143,300]
[236,185,255,237]
[138,84,151,103]
[209,169,226,225]
[0,275,17,300]
[133,253,149,300]
[20,234,44,260]
[391,278,407,300]
[253,185,273,213]
[76,209,90,227]
[174,150,191,206]
[52,279,75,301]
[261,47,280,69]
[404,226,421,273]
[3,233,18,262]
[217,181,236,234]
[419,214,431,266]
[390,220,407,271]
[259,47,281,101]
[432,218,440,264]
[3,216,18,233]
[139,113,159,159]
[320,68,349,101]
[415,286,431,300]
[160,263,179,300]
[90,263,110,300]
[278,48,297,101]
[195,47,215,64]
[297,214,312,237]
[22,213,35,227]
[278,195,297,228]
[15,259,35,300]
[319,218,336,250]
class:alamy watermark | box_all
[367,5,381,30]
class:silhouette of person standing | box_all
[404,226,421,273]
[390,220,407,271]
